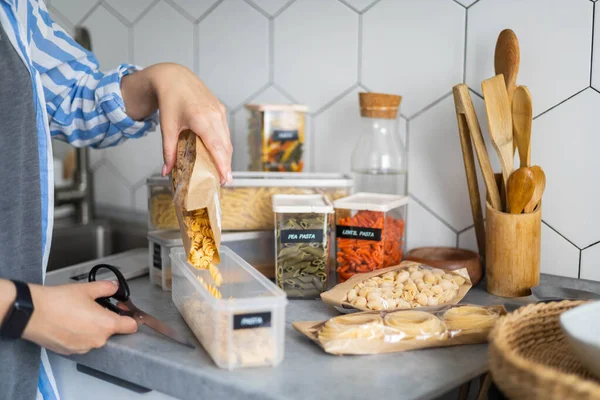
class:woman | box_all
[0,1,232,399]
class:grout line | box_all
[103,158,134,187]
[452,0,467,9]
[233,82,271,112]
[409,194,459,234]
[578,250,582,279]
[362,0,382,14]
[77,1,102,25]
[582,239,600,250]
[337,0,360,14]
[462,5,468,84]
[196,0,225,23]
[457,224,475,235]
[357,13,363,83]
[269,17,274,83]
[470,89,484,100]
[273,0,297,18]
[408,91,452,121]
[591,1,596,87]
[101,1,132,27]
[533,87,588,120]
[133,0,161,25]
[542,220,581,250]
[48,5,75,33]
[591,86,600,95]
[243,0,271,18]
[467,0,481,9]
[272,83,299,104]
[314,85,357,116]
[163,0,196,22]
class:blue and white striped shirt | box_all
[0,0,158,398]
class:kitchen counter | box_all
[60,273,600,400]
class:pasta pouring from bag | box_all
[321,261,472,312]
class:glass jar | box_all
[351,93,407,195]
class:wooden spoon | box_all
[512,86,532,168]
[482,74,514,207]
[494,29,520,106]
[524,166,546,213]
[506,167,535,214]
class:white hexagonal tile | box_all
[466,0,592,116]
[249,0,292,16]
[362,0,464,117]
[104,0,156,23]
[313,88,407,174]
[455,0,477,7]
[339,0,379,13]
[533,89,600,248]
[581,243,600,281]
[198,0,269,108]
[133,1,194,71]
[274,0,358,111]
[458,226,480,254]
[89,148,105,170]
[232,86,291,171]
[51,0,97,25]
[592,4,600,90]
[406,200,457,251]
[409,93,502,231]
[171,0,220,19]
[93,162,131,209]
[540,223,580,278]
[47,6,75,36]
[133,183,149,212]
[103,130,163,187]
[81,5,129,68]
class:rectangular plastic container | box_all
[222,231,275,279]
[148,230,182,291]
[246,104,308,172]
[222,172,352,231]
[147,175,178,230]
[273,194,333,299]
[170,246,288,370]
[334,193,408,283]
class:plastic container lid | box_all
[147,230,183,247]
[227,172,353,188]
[272,194,333,214]
[333,192,409,212]
[146,175,169,187]
[245,104,308,112]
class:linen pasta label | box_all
[233,312,272,330]
[336,225,382,241]
[280,229,324,244]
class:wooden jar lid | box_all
[359,92,402,119]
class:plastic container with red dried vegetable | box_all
[333,193,408,283]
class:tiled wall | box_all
[49,0,600,281]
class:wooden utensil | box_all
[524,165,546,213]
[405,247,482,286]
[506,167,535,214]
[494,29,520,105]
[482,74,514,205]
[453,84,502,212]
[512,86,532,168]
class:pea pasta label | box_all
[336,225,382,241]
[280,229,324,244]
[233,312,272,330]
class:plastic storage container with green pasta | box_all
[273,194,334,299]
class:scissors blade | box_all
[135,311,195,348]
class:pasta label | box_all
[280,229,324,244]
[272,129,299,142]
[233,312,272,330]
[335,225,382,241]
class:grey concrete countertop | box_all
[62,274,600,400]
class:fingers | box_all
[112,315,138,335]
[160,115,179,176]
[84,280,118,299]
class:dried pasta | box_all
[383,311,447,340]
[184,208,222,293]
[442,305,499,332]
[318,314,386,342]
[222,186,348,231]
[196,276,222,300]
[149,192,178,229]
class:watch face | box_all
[1,303,33,340]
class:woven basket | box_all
[488,300,600,400]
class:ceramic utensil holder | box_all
[485,201,541,297]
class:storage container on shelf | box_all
[333,193,408,283]
[272,194,333,299]
[146,175,178,230]
[170,246,287,370]
[222,172,352,231]
[148,230,182,291]
[246,104,308,172]
[222,231,275,279]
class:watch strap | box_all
[0,280,34,340]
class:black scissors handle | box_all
[89,264,131,315]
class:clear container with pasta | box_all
[170,246,288,370]
[334,193,408,283]
[147,175,178,230]
[273,194,334,299]
[222,172,352,231]
[148,230,182,291]
[246,104,308,172]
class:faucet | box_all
[54,27,94,225]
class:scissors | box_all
[89,264,194,348]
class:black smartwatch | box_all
[0,280,34,340]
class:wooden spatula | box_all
[524,165,545,213]
[507,167,535,214]
[494,29,520,105]
[482,74,514,210]
[512,86,532,168]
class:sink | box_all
[47,218,148,272]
